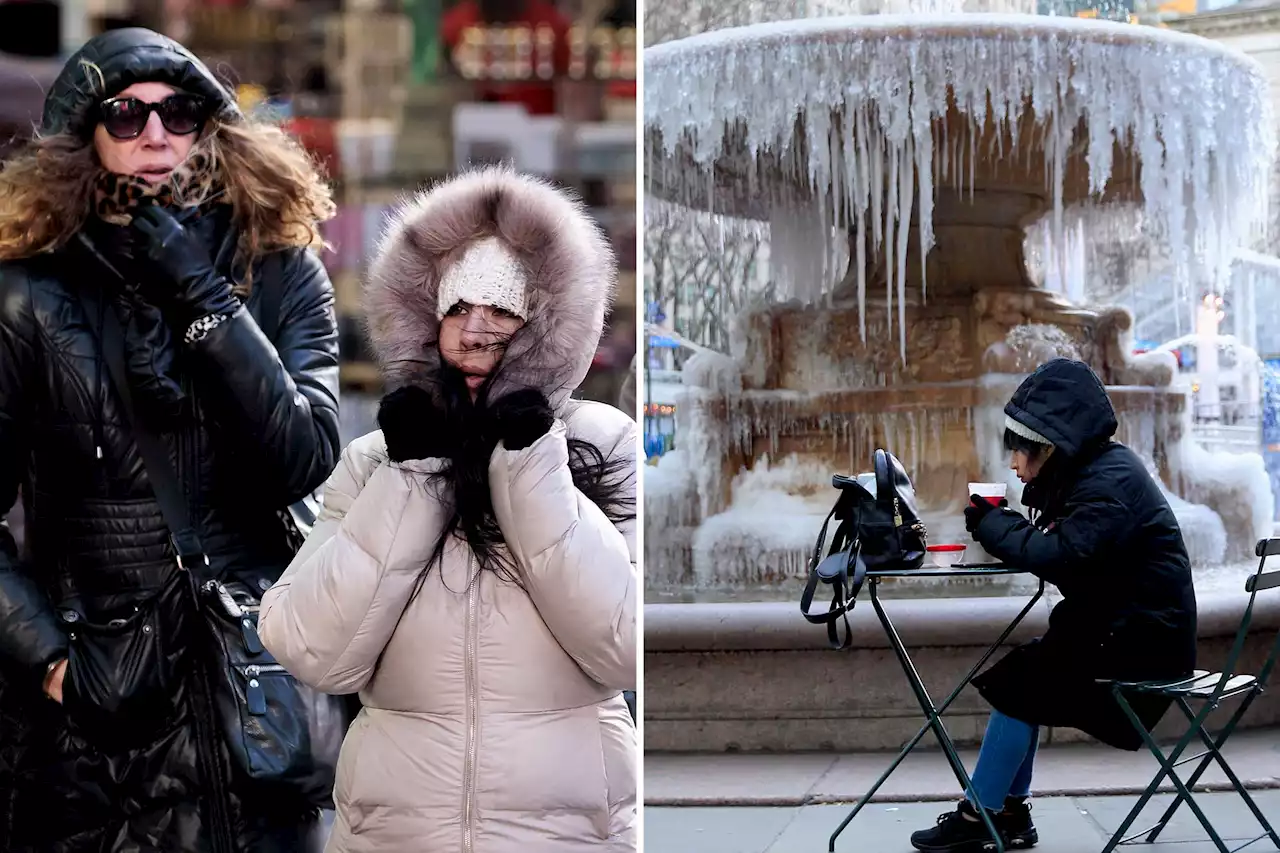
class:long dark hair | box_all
[399,355,635,598]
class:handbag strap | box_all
[79,282,208,571]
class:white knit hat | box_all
[1004,414,1053,447]
[436,236,530,321]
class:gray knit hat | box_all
[1005,415,1053,447]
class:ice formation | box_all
[1177,439,1275,562]
[682,350,744,396]
[1148,464,1228,568]
[691,455,834,588]
[982,324,1081,374]
[723,390,967,477]
[642,450,701,586]
[645,15,1275,358]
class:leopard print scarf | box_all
[86,143,227,424]
[92,144,223,226]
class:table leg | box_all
[827,580,1046,853]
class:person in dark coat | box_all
[0,28,342,852]
[910,358,1197,853]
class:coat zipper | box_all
[462,552,479,853]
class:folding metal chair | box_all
[1099,537,1280,853]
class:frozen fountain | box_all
[644,13,1278,599]
[642,10,1280,751]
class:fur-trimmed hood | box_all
[363,167,616,411]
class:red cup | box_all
[968,482,1007,507]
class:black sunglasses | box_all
[97,93,208,140]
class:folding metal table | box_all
[827,565,1046,853]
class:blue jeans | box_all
[966,710,1039,812]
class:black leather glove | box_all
[131,206,240,326]
[378,385,454,463]
[964,495,1008,535]
[488,389,554,451]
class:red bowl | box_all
[926,544,967,567]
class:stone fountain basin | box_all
[643,591,1280,753]
[644,13,1263,221]
[646,97,1137,222]
[709,382,1186,511]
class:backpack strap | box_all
[799,501,867,650]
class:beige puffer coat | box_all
[257,168,637,853]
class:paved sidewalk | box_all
[646,791,1280,853]
[646,728,1280,806]
[645,727,1280,851]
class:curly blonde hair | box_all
[0,116,335,292]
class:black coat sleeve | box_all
[0,267,70,689]
[974,477,1135,587]
[187,249,341,505]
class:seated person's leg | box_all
[910,710,1040,852]
[968,709,1038,811]
[998,725,1041,847]
[1008,724,1038,801]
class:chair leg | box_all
[1099,756,1173,853]
[1168,696,1280,848]
[1111,692,1233,853]
[1142,697,1229,842]
[1100,688,1215,853]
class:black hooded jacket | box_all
[0,28,339,852]
[970,359,1197,750]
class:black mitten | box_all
[964,495,1009,535]
[377,386,450,462]
[488,389,554,451]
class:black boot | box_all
[910,800,1003,853]
[995,797,1038,848]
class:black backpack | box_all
[799,449,927,649]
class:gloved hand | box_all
[487,389,554,451]
[964,495,1008,535]
[131,206,240,326]
[377,385,452,462]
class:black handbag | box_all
[200,574,346,806]
[90,279,345,808]
[800,449,927,649]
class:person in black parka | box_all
[0,28,342,852]
[909,358,1198,853]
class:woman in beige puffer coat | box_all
[257,167,637,853]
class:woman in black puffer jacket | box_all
[0,28,342,852]
[909,358,1197,853]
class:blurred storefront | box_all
[1,0,637,441]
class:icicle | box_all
[896,133,914,366]
[885,143,898,349]
[856,212,868,342]
[644,14,1275,328]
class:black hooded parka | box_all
[0,28,341,851]
[971,358,1198,750]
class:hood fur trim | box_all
[363,166,616,410]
